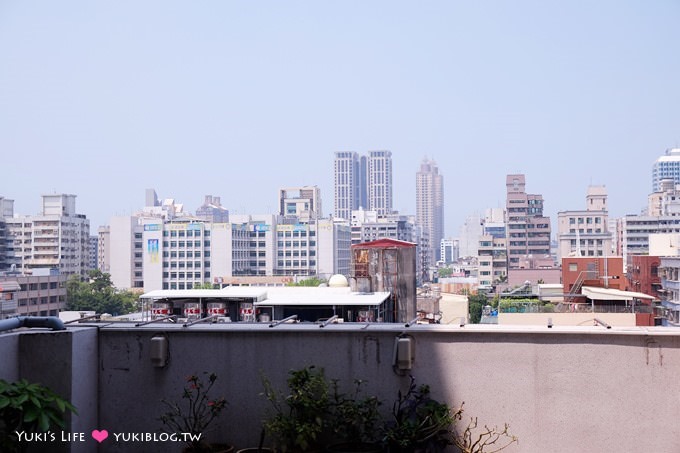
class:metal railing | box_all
[501,303,655,314]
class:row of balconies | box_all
[662,279,680,291]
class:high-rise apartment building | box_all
[557,186,613,260]
[477,208,508,287]
[368,150,393,216]
[652,148,680,192]
[505,174,552,268]
[0,197,11,272]
[619,181,680,259]
[334,151,392,220]
[334,152,361,221]
[416,158,444,264]
[89,235,99,271]
[478,235,507,287]
[5,194,90,278]
[439,238,459,265]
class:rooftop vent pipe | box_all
[0,316,66,333]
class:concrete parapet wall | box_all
[499,312,638,326]
[2,324,680,452]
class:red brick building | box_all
[627,255,663,299]
[562,256,625,296]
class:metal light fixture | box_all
[150,335,169,368]
[393,335,415,372]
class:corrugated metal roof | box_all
[140,287,267,300]
[140,286,391,307]
[255,287,390,306]
[582,286,656,301]
[351,238,416,248]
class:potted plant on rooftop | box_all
[261,366,331,452]
[381,376,454,453]
[326,379,382,453]
[0,378,77,453]
[159,372,232,453]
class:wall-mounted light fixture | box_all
[393,334,415,374]
[150,334,169,368]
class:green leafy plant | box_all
[328,378,382,447]
[160,372,227,453]
[450,403,518,453]
[0,379,77,453]
[382,376,454,453]
[261,366,331,452]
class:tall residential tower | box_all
[334,151,392,220]
[5,194,90,278]
[505,174,552,269]
[416,158,444,264]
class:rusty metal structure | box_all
[350,238,417,323]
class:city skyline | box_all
[1,1,679,233]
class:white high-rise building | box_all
[440,238,459,265]
[5,194,90,278]
[652,148,680,192]
[557,185,612,260]
[368,150,393,216]
[334,151,392,220]
[416,158,444,264]
[334,152,362,221]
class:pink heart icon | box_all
[91,429,109,443]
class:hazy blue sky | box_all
[2,1,679,236]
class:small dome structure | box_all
[328,274,349,287]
